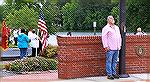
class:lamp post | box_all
[93,22,96,35]
[119,0,129,78]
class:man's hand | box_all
[104,47,110,52]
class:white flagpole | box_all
[35,2,43,57]
[35,47,37,57]
[35,29,39,57]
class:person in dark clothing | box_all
[67,32,72,36]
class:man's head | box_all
[137,27,142,32]
[107,15,115,25]
[32,29,36,33]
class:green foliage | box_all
[0,64,4,69]
[44,45,58,58]
[78,0,111,8]
[8,44,17,48]
[61,1,115,31]
[6,5,38,29]
[2,0,57,34]
[111,0,119,3]
[7,57,58,72]
[10,60,23,72]
[126,0,150,32]
[42,3,58,34]
[0,6,4,22]
[1,0,150,33]
[111,6,119,25]
[61,2,79,31]
[46,59,58,70]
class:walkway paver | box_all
[1,72,150,82]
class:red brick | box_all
[57,35,150,79]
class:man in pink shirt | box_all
[102,16,122,80]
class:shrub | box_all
[46,59,58,70]
[44,45,58,58]
[9,59,23,72]
[6,57,58,73]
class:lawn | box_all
[0,63,4,69]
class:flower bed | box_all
[4,57,58,74]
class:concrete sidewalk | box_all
[51,73,150,82]
[1,72,150,82]
[1,60,150,82]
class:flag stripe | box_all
[38,24,48,32]
[38,8,48,51]
[38,23,47,29]
[38,19,47,26]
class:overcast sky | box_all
[0,0,4,5]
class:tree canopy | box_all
[0,0,149,33]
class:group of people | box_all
[11,28,42,59]
[4,15,147,79]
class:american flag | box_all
[38,8,48,51]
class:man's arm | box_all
[102,27,109,51]
[117,26,122,50]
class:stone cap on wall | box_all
[57,35,150,45]
[57,35,101,45]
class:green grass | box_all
[8,43,18,48]
[0,64,4,69]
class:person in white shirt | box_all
[136,27,147,35]
[28,28,33,40]
[30,29,40,57]
[13,29,18,46]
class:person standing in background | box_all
[17,29,29,59]
[102,16,122,80]
[28,28,33,47]
[135,27,147,35]
[13,29,18,46]
[28,28,33,39]
[30,29,40,57]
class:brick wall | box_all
[125,35,150,74]
[57,35,150,79]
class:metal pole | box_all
[35,29,39,57]
[93,22,96,35]
[94,27,96,35]
[119,0,129,78]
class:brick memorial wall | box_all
[57,35,150,79]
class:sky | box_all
[0,0,4,5]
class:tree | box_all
[0,5,4,22]
[0,5,4,30]
[111,6,119,25]
[42,3,58,34]
[126,0,150,32]
[61,2,79,31]
[6,5,38,29]
[3,0,57,34]
[78,0,111,8]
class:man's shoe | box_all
[107,75,114,80]
[113,74,120,79]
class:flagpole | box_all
[35,29,39,57]
[35,2,42,57]
[38,2,48,54]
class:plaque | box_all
[135,46,145,57]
